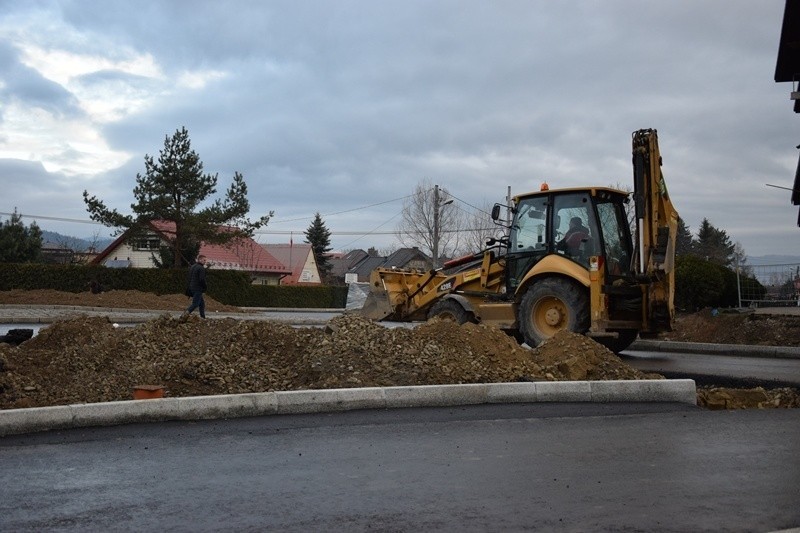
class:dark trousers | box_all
[187,291,206,318]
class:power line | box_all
[0,212,102,225]
[448,193,494,216]
[2,204,498,239]
[338,211,404,249]
[2,191,415,227]
[269,193,414,224]
[0,210,431,237]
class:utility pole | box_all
[506,186,512,226]
[433,184,441,268]
[432,184,453,269]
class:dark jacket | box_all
[187,262,207,293]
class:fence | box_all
[737,262,800,308]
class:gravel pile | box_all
[0,313,657,409]
[1,289,799,410]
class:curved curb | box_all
[0,380,697,437]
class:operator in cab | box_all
[557,216,590,255]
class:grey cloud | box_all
[76,69,155,86]
[2,1,796,255]
[0,42,83,118]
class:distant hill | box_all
[747,255,800,266]
[40,230,114,253]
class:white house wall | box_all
[300,251,321,283]
[100,237,286,285]
[101,243,158,268]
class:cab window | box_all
[596,199,632,277]
[552,192,597,268]
[509,198,548,253]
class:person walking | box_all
[185,254,207,319]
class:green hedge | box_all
[675,255,765,310]
[0,263,347,308]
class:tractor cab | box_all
[499,186,634,294]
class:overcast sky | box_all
[1,0,798,258]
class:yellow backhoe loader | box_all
[357,128,678,353]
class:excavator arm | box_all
[632,128,679,333]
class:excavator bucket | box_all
[358,290,394,321]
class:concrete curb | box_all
[631,340,800,359]
[0,380,697,437]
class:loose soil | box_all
[0,290,798,411]
[0,288,241,313]
[665,308,800,347]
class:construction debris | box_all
[0,314,656,409]
[0,291,798,410]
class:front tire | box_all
[518,278,589,347]
[428,299,473,324]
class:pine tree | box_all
[675,217,694,257]
[0,209,42,263]
[83,127,272,268]
[304,212,332,281]
[695,218,735,266]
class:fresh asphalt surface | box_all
[622,348,800,388]
[2,306,800,531]
[2,403,799,532]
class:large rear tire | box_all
[518,278,589,347]
[428,299,472,324]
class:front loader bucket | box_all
[345,282,394,320]
[357,290,394,321]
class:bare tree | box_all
[87,230,103,253]
[610,182,635,234]
[52,234,76,264]
[396,179,463,267]
[732,242,752,276]
[458,200,503,256]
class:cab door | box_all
[551,191,599,270]
[505,196,549,293]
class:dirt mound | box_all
[666,309,800,346]
[533,330,661,381]
[1,291,799,411]
[3,290,798,347]
[697,386,800,410]
[0,314,657,410]
[0,289,241,313]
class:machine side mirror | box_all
[491,204,502,221]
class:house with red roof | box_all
[262,243,322,285]
[91,221,291,285]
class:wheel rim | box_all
[438,311,459,322]
[531,296,570,338]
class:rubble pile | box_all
[666,308,800,347]
[1,290,799,410]
[697,386,800,410]
[0,314,656,409]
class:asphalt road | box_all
[2,403,799,532]
[622,350,800,387]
